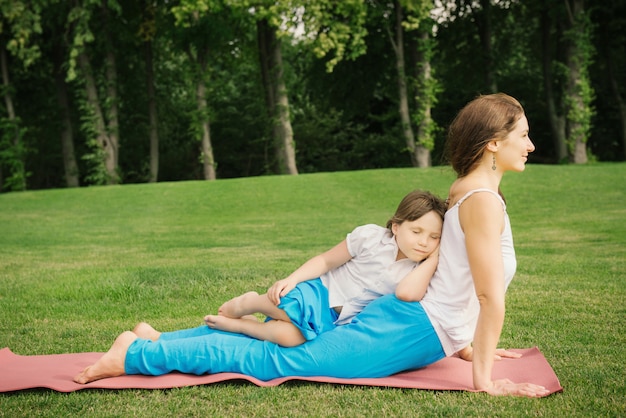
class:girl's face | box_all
[392,210,443,262]
[495,115,535,172]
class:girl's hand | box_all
[267,279,296,305]
[484,379,550,397]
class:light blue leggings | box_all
[125,294,445,381]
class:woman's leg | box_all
[74,295,445,384]
[125,295,445,380]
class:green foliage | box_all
[0,116,29,191]
[287,0,369,72]
[0,165,624,416]
[0,0,43,68]
[1,0,625,191]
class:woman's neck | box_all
[448,166,502,207]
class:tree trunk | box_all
[270,36,297,175]
[102,4,121,180]
[605,39,626,159]
[477,0,498,93]
[53,48,80,187]
[541,7,567,162]
[77,51,119,183]
[196,77,216,180]
[392,1,418,167]
[564,0,590,164]
[411,30,434,168]
[257,19,298,175]
[0,40,26,191]
[257,20,276,172]
[145,40,159,182]
[185,44,216,180]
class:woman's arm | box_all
[267,240,352,304]
[460,193,506,391]
[460,193,548,397]
[395,249,438,301]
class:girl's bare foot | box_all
[205,315,247,334]
[73,331,137,384]
[133,322,161,341]
[218,291,259,318]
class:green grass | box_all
[1,164,625,417]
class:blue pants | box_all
[125,294,445,381]
[273,278,338,340]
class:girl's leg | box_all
[217,291,291,322]
[204,316,306,347]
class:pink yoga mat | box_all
[0,346,562,396]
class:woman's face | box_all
[496,115,536,172]
[392,211,443,262]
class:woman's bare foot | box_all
[73,331,137,384]
[218,291,259,318]
[133,322,161,341]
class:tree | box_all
[67,0,123,184]
[563,0,594,163]
[383,0,436,167]
[256,16,297,175]
[540,2,568,162]
[592,0,625,160]
[0,0,43,190]
[139,0,160,182]
[171,0,252,180]
[50,4,80,187]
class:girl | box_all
[203,189,446,346]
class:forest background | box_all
[0,0,624,192]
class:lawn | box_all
[0,164,624,417]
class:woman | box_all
[74,93,548,397]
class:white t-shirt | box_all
[420,189,517,356]
[320,224,418,325]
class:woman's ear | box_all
[391,222,398,235]
[485,139,499,153]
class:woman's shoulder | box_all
[447,180,505,211]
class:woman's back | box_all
[421,189,516,356]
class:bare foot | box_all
[218,291,259,318]
[73,331,137,384]
[204,315,248,333]
[133,322,161,341]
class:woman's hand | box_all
[457,346,522,362]
[484,379,550,397]
[493,348,522,360]
[267,278,296,305]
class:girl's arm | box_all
[267,240,353,305]
[395,249,438,302]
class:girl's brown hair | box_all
[386,190,446,230]
[444,93,525,177]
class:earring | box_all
[492,153,496,171]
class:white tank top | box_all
[420,189,517,356]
